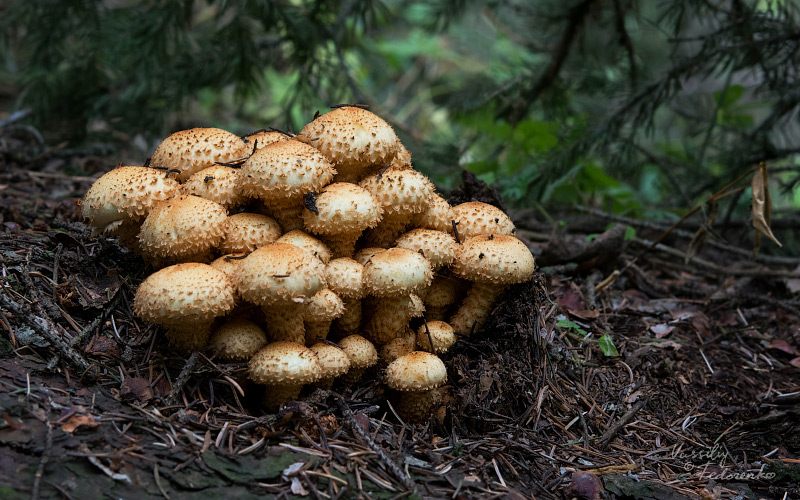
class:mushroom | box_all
[276,230,333,265]
[243,129,292,151]
[209,317,268,362]
[303,288,345,345]
[389,140,413,171]
[298,106,399,183]
[416,321,457,354]
[133,263,236,351]
[150,127,249,181]
[235,243,326,344]
[324,258,365,337]
[302,182,383,258]
[137,195,228,266]
[413,193,454,233]
[359,168,435,246]
[183,165,246,211]
[219,213,282,254]
[420,273,465,321]
[309,342,351,387]
[362,248,432,345]
[81,166,181,237]
[384,351,447,423]
[449,234,535,335]
[451,202,516,240]
[353,247,386,266]
[237,139,336,231]
[248,341,322,411]
[394,229,458,271]
[379,334,415,364]
[338,334,378,384]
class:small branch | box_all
[598,398,647,448]
[31,421,53,500]
[165,352,201,405]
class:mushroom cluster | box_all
[82,107,535,421]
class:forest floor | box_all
[1,131,799,500]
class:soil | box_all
[1,133,799,500]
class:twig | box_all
[598,398,647,448]
[0,108,31,128]
[31,421,53,500]
[165,352,201,405]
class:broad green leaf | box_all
[598,333,619,357]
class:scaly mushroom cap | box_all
[302,182,382,236]
[299,106,398,172]
[235,243,326,307]
[276,230,333,264]
[219,213,282,254]
[363,248,433,298]
[414,193,455,233]
[358,169,435,216]
[452,234,535,284]
[138,195,228,263]
[394,229,458,270]
[380,335,415,364]
[416,321,457,354]
[304,288,345,323]
[309,343,351,379]
[451,202,516,240]
[389,140,412,170]
[183,166,246,210]
[325,258,364,300]
[248,341,322,385]
[353,247,386,266]
[151,128,249,181]
[422,274,463,308]
[237,139,335,203]
[385,351,447,392]
[81,166,181,231]
[243,130,292,151]
[133,263,235,326]
[210,253,247,278]
[338,334,378,370]
[209,317,268,362]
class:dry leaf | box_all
[685,201,717,264]
[767,339,799,356]
[649,324,675,338]
[61,413,100,433]
[789,357,800,369]
[751,162,782,256]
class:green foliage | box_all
[558,319,618,357]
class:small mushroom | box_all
[384,351,447,423]
[413,193,454,233]
[379,334,415,364]
[183,166,246,211]
[249,341,322,411]
[420,273,465,321]
[451,202,516,240]
[309,342,351,387]
[209,317,268,362]
[359,169,435,246]
[276,230,333,264]
[394,229,458,271]
[416,321,457,354]
[338,334,378,384]
[150,127,249,181]
[303,288,345,345]
[325,258,365,337]
[219,213,282,254]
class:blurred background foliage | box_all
[2,0,799,252]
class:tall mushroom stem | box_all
[264,383,303,411]
[365,214,409,247]
[448,283,505,336]
[269,200,304,232]
[335,299,362,336]
[164,323,213,352]
[264,304,306,344]
[325,231,362,258]
[396,389,442,424]
[364,294,424,345]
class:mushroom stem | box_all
[264,383,303,411]
[264,304,306,344]
[397,389,442,424]
[449,283,505,335]
[324,231,362,258]
[339,367,367,384]
[165,323,212,352]
[366,214,409,247]
[364,295,424,345]
[270,200,304,232]
[304,320,332,345]
[335,299,362,336]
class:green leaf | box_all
[598,333,619,357]
[557,319,588,336]
[624,225,637,241]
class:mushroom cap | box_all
[183,166,246,210]
[363,247,433,298]
[210,253,247,278]
[452,202,516,240]
[304,288,345,323]
[235,243,326,307]
[414,193,454,233]
[133,263,236,327]
[237,139,336,203]
[209,317,268,362]
[389,140,412,170]
[394,229,458,270]
[248,341,322,385]
[452,234,535,284]
[379,335,415,364]
[309,342,351,379]
[353,247,386,266]
[358,168,435,216]
[416,321,457,354]
[81,166,181,230]
[302,182,382,236]
[324,258,364,300]
[422,274,463,308]
[275,230,332,264]
[219,213,282,254]
[243,130,292,151]
[138,195,228,263]
[151,128,249,181]
[299,107,398,170]
[385,351,447,392]
[338,334,378,370]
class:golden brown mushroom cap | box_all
[451,202,516,240]
[151,127,249,181]
[243,130,292,151]
[219,213,282,254]
[276,230,333,264]
[452,234,535,284]
[338,334,378,370]
[325,258,365,300]
[363,248,433,298]
[380,335,415,364]
[304,288,345,323]
[353,247,386,266]
[248,341,322,385]
[414,193,455,233]
[394,229,458,270]
[309,342,351,379]
[235,243,326,307]
[384,351,447,391]
[81,166,181,231]
[209,317,268,362]
[133,263,236,326]
[416,321,457,354]
[302,182,382,236]
[358,169,435,217]
[137,195,228,264]
[210,253,247,278]
[183,166,246,210]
